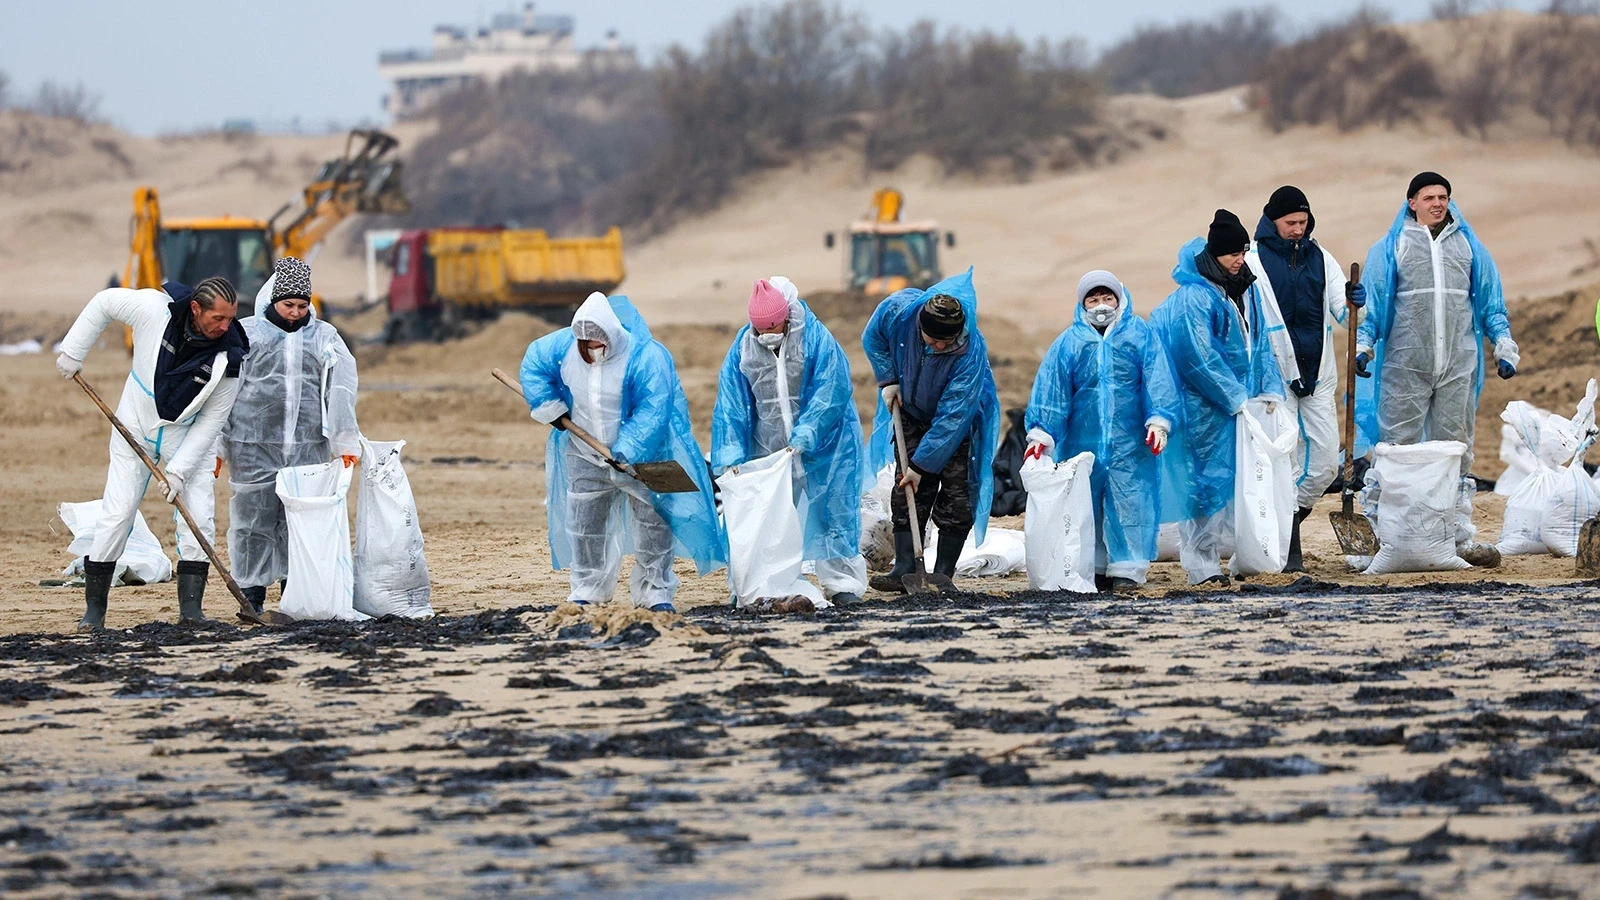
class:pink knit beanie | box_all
[747,279,789,330]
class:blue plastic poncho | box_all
[861,267,1001,543]
[1149,238,1289,520]
[1353,201,1511,457]
[711,297,866,561]
[1026,280,1183,567]
[519,296,727,575]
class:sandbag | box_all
[276,461,366,621]
[1363,441,1470,575]
[58,500,172,586]
[859,464,896,572]
[1231,403,1297,577]
[1494,423,1538,497]
[1498,390,1600,557]
[922,525,1027,577]
[717,449,826,608]
[1542,464,1600,557]
[353,438,434,618]
[1020,452,1097,592]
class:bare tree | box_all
[1098,7,1280,98]
[29,80,102,124]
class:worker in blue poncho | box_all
[1354,172,1518,568]
[711,277,868,604]
[861,267,1000,592]
[1025,270,1182,593]
[519,292,726,612]
[1150,210,1292,585]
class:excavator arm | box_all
[123,187,164,290]
[271,129,409,264]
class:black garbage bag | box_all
[991,408,1029,517]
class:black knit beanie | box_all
[1263,185,1311,222]
[1407,171,1450,199]
[919,294,965,341]
[1205,209,1250,257]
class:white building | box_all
[378,4,636,119]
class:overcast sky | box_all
[1,0,1541,135]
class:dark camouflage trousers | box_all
[890,416,973,536]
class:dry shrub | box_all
[1098,7,1280,99]
[1259,10,1442,132]
[1509,14,1600,148]
[864,25,1100,176]
[401,61,662,233]
[403,0,1110,237]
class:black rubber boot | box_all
[242,585,267,616]
[79,558,115,632]
[869,531,916,593]
[176,560,210,625]
[1286,507,1312,573]
[933,529,967,578]
[1108,577,1139,594]
[1094,574,1114,593]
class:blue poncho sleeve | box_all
[1025,330,1077,453]
[709,331,755,474]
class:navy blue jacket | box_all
[1253,214,1327,395]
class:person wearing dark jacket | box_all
[1244,186,1364,571]
[861,268,1000,592]
[55,278,248,629]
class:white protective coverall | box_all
[58,288,242,563]
[1245,246,1352,509]
[1357,211,1519,543]
[530,296,680,608]
[222,282,360,589]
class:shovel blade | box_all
[1576,517,1600,577]
[1329,510,1380,557]
[901,571,956,596]
[631,461,701,494]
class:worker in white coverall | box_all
[519,293,726,612]
[710,277,869,605]
[55,277,248,629]
[1354,172,1518,568]
[1244,186,1365,571]
[221,257,361,615]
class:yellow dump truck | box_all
[385,226,625,342]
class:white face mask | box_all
[587,345,607,365]
[1085,305,1117,328]
[755,332,784,349]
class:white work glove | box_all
[56,353,83,379]
[1145,424,1168,455]
[898,467,922,492]
[1494,337,1521,369]
[1023,427,1054,462]
[880,384,901,408]
[160,471,186,505]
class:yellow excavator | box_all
[118,129,408,322]
[824,188,954,299]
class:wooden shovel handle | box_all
[1341,263,1362,491]
[72,373,261,624]
[490,367,616,462]
[889,401,926,559]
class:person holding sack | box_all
[1025,270,1182,592]
[219,257,361,616]
[1150,210,1292,585]
[711,277,868,605]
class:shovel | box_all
[890,402,956,595]
[72,374,291,626]
[1329,262,1381,557]
[491,368,700,493]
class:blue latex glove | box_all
[1346,281,1367,308]
[1497,359,1516,380]
[1354,351,1372,378]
